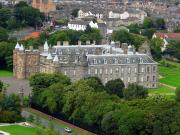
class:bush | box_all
[175,88,180,102]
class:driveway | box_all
[0,77,32,96]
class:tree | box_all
[128,23,140,34]
[0,8,12,27]
[84,77,105,92]
[14,1,28,8]
[175,87,180,102]
[105,79,125,98]
[143,17,154,29]
[0,27,8,41]
[164,40,180,61]
[155,18,165,29]
[112,29,131,44]
[0,80,3,92]
[150,38,163,61]
[174,28,180,33]
[101,111,121,135]
[123,83,148,100]
[71,8,79,18]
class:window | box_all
[104,59,107,64]
[127,58,130,63]
[94,59,97,64]
[73,70,76,76]
[134,77,137,82]
[95,69,98,74]
[153,76,156,81]
[141,77,143,82]
[100,69,102,74]
[147,76,149,81]
[147,67,150,72]
[114,58,118,64]
[142,67,144,73]
[128,77,130,83]
[88,69,91,75]
[64,70,67,75]
[110,69,113,74]
[122,68,124,72]
[116,68,119,73]
[153,66,156,72]
[134,68,137,73]
[128,68,131,73]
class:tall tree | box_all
[105,79,125,98]
[123,83,148,100]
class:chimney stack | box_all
[63,41,69,46]
[57,41,61,46]
[86,40,91,45]
[121,43,128,54]
[78,40,81,46]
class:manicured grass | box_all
[0,125,44,135]
[0,70,13,77]
[149,85,175,99]
[159,60,180,88]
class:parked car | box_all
[64,127,72,133]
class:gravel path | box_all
[0,77,32,96]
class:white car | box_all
[64,127,72,133]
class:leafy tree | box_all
[105,79,125,98]
[150,38,163,61]
[14,1,28,8]
[164,40,180,61]
[84,77,105,91]
[112,29,131,44]
[128,23,140,34]
[0,8,12,27]
[174,28,180,33]
[175,87,180,102]
[101,111,121,135]
[141,28,156,39]
[155,18,165,29]
[71,8,79,18]
[0,80,3,92]
[0,27,8,41]
[143,17,154,29]
[123,83,148,100]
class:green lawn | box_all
[159,60,180,88]
[149,85,175,99]
[0,70,13,77]
[0,125,44,135]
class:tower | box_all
[32,0,56,13]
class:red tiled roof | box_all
[154,32,180,39]
[24,32,41,40]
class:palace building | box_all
[13,41,158,88]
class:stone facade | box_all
[13,41,158,88]
[32,0,56,13]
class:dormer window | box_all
[94,59,97,64]
[104,59,107,64]
[114,58,118,64]
[127,58,130,63]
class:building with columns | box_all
[13,41,158,88]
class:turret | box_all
[44,40,49,52]
[19,44,24,51]
[15,42,20,50]
[53,55,59,63]
[47,53,53,60]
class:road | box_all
[22,108,96,135]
